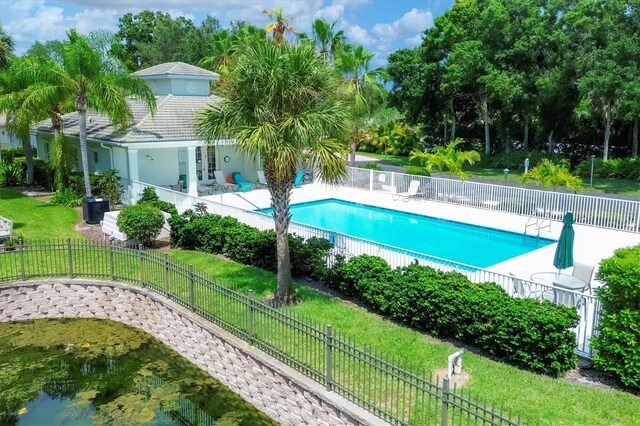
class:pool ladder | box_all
[524,215,551,238]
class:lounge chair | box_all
[170,180,183,192]
[213,171,236,192]
[234,173,253,192]
[294,170,305,188]
[510,273,553,301]
[392,180,420,201]
[572,263,595,294]
[255,170,268,188]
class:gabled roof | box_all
[134,62,218,79]
[35,94,223,144]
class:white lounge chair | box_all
[169,180,183,192]
[572,263,595,294]
[392,180,420,201]
[255,170,268,188]
[213,170,237,192]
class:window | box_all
[207,146,216,180]
[195,147,203,180]
[93,151,98,164]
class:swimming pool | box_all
[262,199,554,268]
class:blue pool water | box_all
[262,199,554,268]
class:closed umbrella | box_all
[553,211,575,272]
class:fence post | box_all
[247,289,254,343]
[391,172,396,191]
[326,325,333,391]
[109,242,115,280]
[138,244,144,285]
[67,238,73,279]
[441,377,450,426]
[164,253,169,294]
[369,169,374,191]
[19,242,25,280]
[188,264,195,308]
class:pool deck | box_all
[202,183,640,287]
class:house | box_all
[32,62,260,196]
[0,113,21,150]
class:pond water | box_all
[0,318,277,426]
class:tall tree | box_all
[24,29,156,197]
[337,45,387,166]
[197,40,349,306]
[263,8,296,44]
[311,18,344,63]
[0,25,15,68]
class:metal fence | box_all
[123,179,599,359]
[345,167,640,233]
[0,240,526,426]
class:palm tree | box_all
[410,138,480,181]
[263,8,296,44]
[23,29,156,197]
[0,25,14,68]
[199,30,237,75]
[522,159,583,192]
[337,45,387,166]
[311,18,344,64]
[197,40,349,306]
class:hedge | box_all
[327,255,579,376]
[591,245,640,388]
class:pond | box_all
[0,318,277,426]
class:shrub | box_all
[49,188,83,207]
[575,157,640,181]
[33,159,55,190]
[0,162,24,186]
[359,162,383,171]
[93,169,123,205]
[404,166,430,176]
[117,203,165,247]
[327,255,579,376]
[224,225,277,270]
[591,245,640,388]
[289,236,332,279]
[137,187,178,215]
[480,150,553,171]
[0,147,26,163]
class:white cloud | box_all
[371,8,433,38]
[345,24,374,45]
[405,33,423,47]
[315,4,344,23]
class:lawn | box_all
[357,152,640,196]
[1,186,639,424]
[0,188,81,240]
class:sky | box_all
[0,0,454,66]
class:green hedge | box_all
[591,245,640,388]
[326,255,579,376]
[168,210,330,279]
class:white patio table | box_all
[530,272,588,291]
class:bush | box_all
[575,157,640,181]
[33,158,55,190]
[117,203,165,247]
[359,162,383,171]
[0,147,26,163]
[0,162,24,186]
[49,188,83,207]
[591,245,640,388]
[327,255,579,376]
[404,166,430,176]
[137,187,178,215]
[480,151,553,171]
[93,169,123,205]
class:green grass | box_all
[0,188,82,240]
[357,152,640,196]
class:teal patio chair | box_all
[234,173,253,192]
[294,170,305,188]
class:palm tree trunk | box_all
[443,115,448,143]
[450,109,457,141]
[547,129,555,154]
[22,137,34,185]
[603,103,611,161]
[268,175,298,306]
[77,99,92,197]
[523,123,529,151]
[482,98,490,155]
[633,117,638,157]
[349,125,358,167]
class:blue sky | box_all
[1,0,454,65]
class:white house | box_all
[0,113,21,150]
[32,62,260,196]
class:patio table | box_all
[530,272,588,291]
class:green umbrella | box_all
[553,211,575,271]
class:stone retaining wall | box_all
[0,279,386,426]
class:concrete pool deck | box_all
[202,183,640,287]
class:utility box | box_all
[83,196,110,224]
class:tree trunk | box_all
[633,117,638,157]
[349,124,358,167]
[450,101,457,141]
[266,170,299,307]
[547,129,555,154]
[523,123,529,151]
[502,125,510,154]
[22,137,34,185]
[77,104,92,197]
[603,103,611,161]
[443,115,448,143]
[482,98,490,155]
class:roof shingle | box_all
[134,62,218,79]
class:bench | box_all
[0,216,13,241]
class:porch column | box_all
[128,149,139,182]
[187,146,198,196]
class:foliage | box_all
[49,188,83,207]
[357,122,421,156]
[0,162,23,186]
[32,158,55,190]
[0,147,29,163]
[92,169,124,205]
[49,134,76,190]
[480,151,553,171]
[0,24,14,68]
[326,255,578,376]
[404,166,431,176]
[137,187,178,215]
[117,203,164,247]
[575,157,640,181]
[521,159,583,192]
[411,138,480,180]
[592,245,640,388]
[358,162,383,171]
